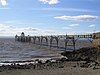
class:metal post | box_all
[73,36,76,51]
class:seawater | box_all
[0,38,93,63]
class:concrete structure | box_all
[15,32,94,51]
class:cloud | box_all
[39,0,59,5]
[28,7,100,13]
[0,0,7,6]
[62,24,80,30]
[69,24,79,27]
[88,24,96,27]
[0,24,57,36]
[0,24,40,36]
[54,15,98,21]
[62,27,72,30]
[0,24,12,30]
[41,8,92,12]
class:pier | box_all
[15,32,95,51]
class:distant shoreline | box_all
[0,36,14,38]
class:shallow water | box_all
[0,38,93,63]
[0,38,63,63]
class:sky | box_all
[0,0,100,36]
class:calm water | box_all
[0,38,93,63]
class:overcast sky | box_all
[0,0,100,36]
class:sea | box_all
[0,37,93,65]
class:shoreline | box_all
[0,60,100,75]
[0,37,100,75]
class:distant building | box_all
[21,32,25,37]
[93,32,100,47]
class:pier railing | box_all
[15,33,94,51]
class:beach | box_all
[0,68,100,75]
[0,38,100,75]
[0,61,100,75]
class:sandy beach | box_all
[0,68,99,75]
[0,61,100,75]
